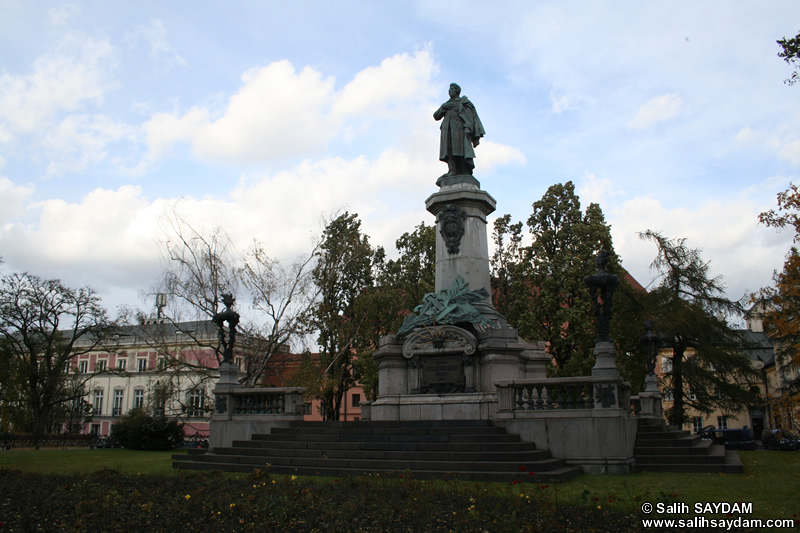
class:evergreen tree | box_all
[639,230,760,426]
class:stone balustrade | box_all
[230,388,298,415]
[496,376,631,415]
[209,382,305,450]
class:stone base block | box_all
[369,392,498,421]
[496,414,637,474]
[209,415,296,451]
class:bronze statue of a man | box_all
[433,83,485,176]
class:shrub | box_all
[110,408,184,450]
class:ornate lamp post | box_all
[637,321,663,417]
[212,293,241,394]
[583,251,620,377]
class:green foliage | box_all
[308,212,379,420]
[491,182,622,376]
[638,231,760,426]
[777,31,800,86]
[396,276,495,337]
[352,222,436,399]
[111,408,184,450]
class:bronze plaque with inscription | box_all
[421,356,464,394]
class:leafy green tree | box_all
[777,31,800,86]
[491,182,619,376]
[352,222,435,400]
[0,272,109,445]
[307,212,378,420]
[639,230,760,426]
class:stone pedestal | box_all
[638,372,663,418]
[425,176,496,297]
[591,340,620,378]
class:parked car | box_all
[761,429,799,451]
[698,427,759,450]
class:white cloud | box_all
[0,34,116,135]
[125,19,187,68]
[47,4,78,26]
[143,50,440,165]
[608,191,792,299]
[41,114,133,177]
[577,173,623,205]
[777,139,800,167]
[629,94,683,130]
[476,141,527,174]
[550,92,571,114]
[0,176,34,223]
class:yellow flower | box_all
[291,475,297,481]
[184,494,190,500]
[230,503,236,508]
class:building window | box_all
[235,357,244,371]
[714,386,726,400]
[662,388,674,402]
[112,390,124,417]
[352,394,361,408]
[117,359,126,371]
[137,359,147,372]
[662,356,673,373]
[156,358,168,372]
[688,388,697,401]
[93,390,104,416]
[79,361,88,374]
[153,387,166,417]
[188,389,205,418]
[692,417,704,434]
[96,360,107,372]
[133,389,144,409]
[90,424,100,436]
[717,416,729,430]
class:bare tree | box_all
[0,272,110,446]
[146,206,319,389]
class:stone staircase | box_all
[173,420,582,482]
[634,418,743,473]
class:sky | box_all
[1,1,799,322]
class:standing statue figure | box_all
[433,83,485,177]
[212,293,240,365]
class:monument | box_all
[369,84,550,422]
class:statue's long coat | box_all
[433,96,485,163]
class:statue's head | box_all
[449,83,461,97]
[221,293,235,308]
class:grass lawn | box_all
[1,448,797,530]
[0,448,184,475]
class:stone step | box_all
[635,429,692,440]
[212,445,553,463]
[634,434,701,447]
[230,439,537,453]
[271,425,504,436]
[635,446,725,465]
[288,419,493,429]
[634,439,713,455]
[174,419,578,482]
